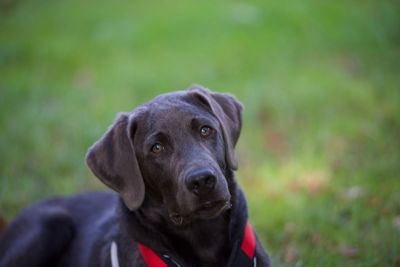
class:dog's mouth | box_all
[169,199,231,226]
[194,200,231,217]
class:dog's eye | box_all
[200,126,212,137]
[151,143,164,154]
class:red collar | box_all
[138,221,257,267]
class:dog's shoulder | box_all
[63,192,147,267]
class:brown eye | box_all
[200,126,212,137]
[151,143,163,154]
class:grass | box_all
[1,0,399,266]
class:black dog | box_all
[0,85,270,267]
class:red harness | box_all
[138,221,256,267]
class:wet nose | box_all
[185,169,216,196]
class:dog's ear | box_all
[188,85,243,170]
[86,112,145,210]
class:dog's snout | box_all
[185,169,216,196]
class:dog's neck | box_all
[119,176,248,267]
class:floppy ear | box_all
[188,85,243,170]
[85,112,145,210]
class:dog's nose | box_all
[185,169,216,196]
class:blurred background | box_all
[1,0,399,266]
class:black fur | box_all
[0,86,270,267]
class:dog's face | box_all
[134,95,231,224]
[86,85,242,226]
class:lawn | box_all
[1,0,399,266]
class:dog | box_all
[0,85,270,267]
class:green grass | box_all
[1,0,399,266]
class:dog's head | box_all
[86,85,242,226]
